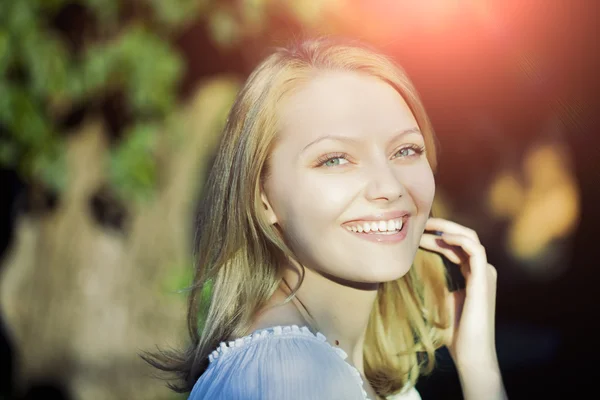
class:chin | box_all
[377,268,412,283]
[357,262,413,284]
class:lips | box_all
[343,210,411,224]
[343,216,410,243]
[341,210,411,232]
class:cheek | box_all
[403,165,436,211]
[286,177,351,228]
[269,174,358,254]
[268,167,340,227]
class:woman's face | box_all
[262,70,435,284]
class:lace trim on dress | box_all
[207,324,372,400]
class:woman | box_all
[146,37,508,400]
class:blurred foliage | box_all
[0,0,198,198]
[0,1,341,346]
[205,0,340,48]
[0,0,339,200]
[108,122,159,201]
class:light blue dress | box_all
[188,325,421,400]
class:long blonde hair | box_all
[145,36,451,398]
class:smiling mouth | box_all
[342,215,409,234]
[341,216,411,246]
[343,218,409,243]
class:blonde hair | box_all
[145,36,451,398]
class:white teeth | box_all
[387,220,395,231]
[346,218,404,233]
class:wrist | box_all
[455,357,501,378]
[451,345,500,373]
[453,350,502,380]
[456,365,507,400]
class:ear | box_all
[260,189,278,225]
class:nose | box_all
[364,161,406,202]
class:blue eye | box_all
[324,157,348,167]
[316,153,350,167]
[394,145,425,158]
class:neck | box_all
[281,262,379,375]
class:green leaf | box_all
[0,29,11,75]
[109,122,159,202]
[0,139,18,167]
[9,87,52,147]
[81,0,120,26]
[4,1,37,36]
[145,0,204,30]
[81,44,118,93]
[22,32,70,98]
[0,80,15,126]
[38,0,71,14]
[31,141,67,192]
[115,27,183,115]
[65,65,86,100]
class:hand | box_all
[419,218,499,371]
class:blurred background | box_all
[0,0,598,399]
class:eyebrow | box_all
[300,127,422,154]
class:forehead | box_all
[277,70,418,145]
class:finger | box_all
[419,233,464,264]
[487,263,497,281]
[425,218,480,244]
[487,263,498,313]
[435,232,488,282]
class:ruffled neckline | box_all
[207,324,373,400]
